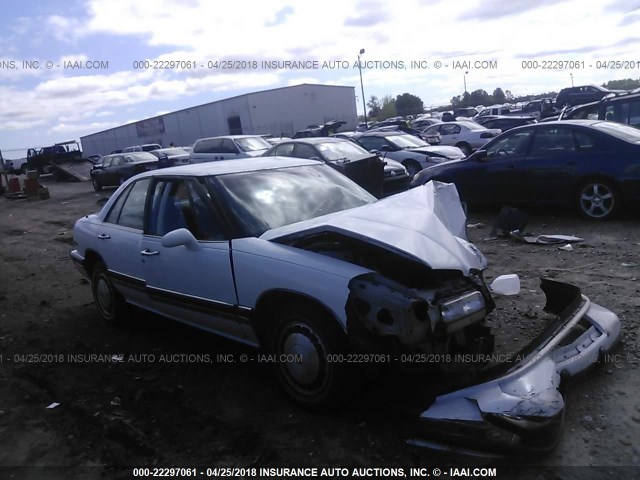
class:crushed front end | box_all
[410,279,621,455]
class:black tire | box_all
[456,142,472,156]
[92,177,102,192]
[119,176,125,186]
[91,261,126,324]
[403,159,422,177]
[577,179,620,220]
[268,303,353,409]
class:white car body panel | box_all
[262,182,484,274]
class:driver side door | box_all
[139,177,246,340]
[471,128,534,203]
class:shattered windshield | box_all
[212,164,376,237]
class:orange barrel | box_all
[8,177,21,193]
[24,178,39,196]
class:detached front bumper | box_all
[411,279,621,456]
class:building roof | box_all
[80,83,355,140]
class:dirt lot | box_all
[0,177,638,479]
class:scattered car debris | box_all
[559,244,574,251]
[512,233,584,245]
[46,402,60,409]
[467,222,485,229]
[489,274,521,295]
[621,262,638,268]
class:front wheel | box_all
[403,159,422,177]
[577,180,619,220]
[268,304,353,409]
[92,177,102,192]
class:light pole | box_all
[570,73,574,87]
[357,48,367,126]
[463,71,468,94]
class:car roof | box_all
[134,156,321,179]
[195,135,264,142]
[358,131,409,137]
[279,137,347,144]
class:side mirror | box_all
[161,228,199,251]
[473,150,488,161]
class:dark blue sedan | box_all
[411,120,640,219]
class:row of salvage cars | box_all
[72,154,621,456]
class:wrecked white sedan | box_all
[71,157,620,455]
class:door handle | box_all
[140,249,159,256]
[97,234,111,239]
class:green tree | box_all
[450,95,462,107]
[492,88,506,104]
[395,92,424,116]
[379,95,397,119]
[602,78,640,90]
[468,89,490,106]
[367,95,382,118]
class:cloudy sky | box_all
[1,0,639,158]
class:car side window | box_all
[293,144,318,159]
[104,183,133,224]
[221,139,238,154]
[114,179,151,230]
[574,131,596,150]
[358,136,386,151]
[194,138,223,153]
[275,144,295,156]
[102,157,113,168]
[147,179,224,241]
[441,124,459,135]
[486,131,532,158]
[425,125,440,134]
[529,127,576,154]
[628,101,640,127]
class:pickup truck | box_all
[474,100,555,122]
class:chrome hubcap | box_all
[283,332,320,385]
[580,184,613,218]
[96,277,113,314]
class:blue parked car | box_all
[411,120,640,220]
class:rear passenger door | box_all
[523,126,588,204]
[139,178,244,338]
[220,138,241,160]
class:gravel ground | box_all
[0,176,638,479]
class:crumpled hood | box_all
[407,145,465,159]
[261,181,487,274]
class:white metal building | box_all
[80,84,357,157]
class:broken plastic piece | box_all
[46,402,60,409]
[489,274,520,296]
[559,244,574,251]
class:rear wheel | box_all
[91,261,126,323]
[456,142,472,156]
[577,179,619,220]
[268,303,353,409]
